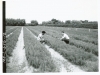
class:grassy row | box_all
[27,27,98,72]
[51,30,97,45]
[30,26,98,38]
[47,29,98,56]
[23,27,57,72]
[6,27,21,63]
[29,26,98,45]
[47,29,97,45]
[45,30,98,54]
[27,26,98,56]
[71,35,98,45]
[6,26,17,31]
[69,39,98,56]
[6,26,18,35]
[46,26,98,38]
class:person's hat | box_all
[42,31,46,33]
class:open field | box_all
[26,26,98,72]
[6,26,98,72]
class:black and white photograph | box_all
[1,0,99,73]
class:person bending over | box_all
[60,31,70,44]
[37,31,46,44]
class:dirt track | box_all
[7,27,33,73]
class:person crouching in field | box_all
[60,31,70,44]
[37,31,46,44]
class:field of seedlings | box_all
[6,26,21,72]
[6,26,21,63]
[6,26,98,72]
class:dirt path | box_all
[25,27,84,72]
[45,45,84,72]
[7,27,33,73]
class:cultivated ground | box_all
[6,26,98,72]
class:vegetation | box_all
[6,18,26,26]
[6,26,98,72]
[41,19,98,29]
[31,20,38,26]
[6,26,17,31]
[23,28,57,72]
[6,18,98,28]
[26,26,98,72]
[6,26,18,35]
[6,27,21,63]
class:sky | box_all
[6,0,98,23]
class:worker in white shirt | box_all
[37,31,46,44]
[60,31,70,44]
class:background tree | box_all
[6,18,26,26]
[65,20,71,24]
[31,20,38,26]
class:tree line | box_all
[6,18,26,26]
[6,18,98,29]
[41,19,98,29]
